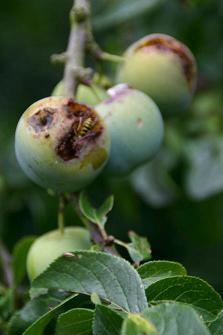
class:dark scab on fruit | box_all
[56,125,103,161]
[29,108,55,132]
[63,98,88,119]
[56,100,103,161]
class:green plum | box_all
[27,227,91,280]
[15,96,110,192]
[52,81,108,106]
[117,33,197,114]
[96,84,164,176]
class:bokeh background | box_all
[1,0,223,293]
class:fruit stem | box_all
[58,196,65,234]
[86,31,125,64]
[63,0,90,97]
[88,84,102,103]
[97,52,125,63]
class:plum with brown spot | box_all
[96,85,164,176]
[117,33,197,115]
[15,96,110,192]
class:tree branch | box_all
[61,1,118,255]
[63,0,90,96]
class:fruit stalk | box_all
[58,196,65,234]
[63,0,90,96]
[86,27,125,64]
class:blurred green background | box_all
[0,0,223,293]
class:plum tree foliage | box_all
[0,1,222,335]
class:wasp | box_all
[77,117,94,137]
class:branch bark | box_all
[63,0,90,96]
[62,1,118,255]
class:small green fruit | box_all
[52,81,108,106]
[15,96,110,192]
[96,84,164,175]
[117,33,197,114]
[27,227,91,280]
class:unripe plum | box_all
[26,227,91,280]
[15,96,110,192]
[52,81,108,106]
[96,84,164,175]
[117,33,197,114]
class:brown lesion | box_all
[136,118,143,128]
[56,99,103,161]
[28,108,55,132]
[134,34,196,91]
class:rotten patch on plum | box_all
[56,99,103,161]
[29,108,55,132]
[134,34,196,90]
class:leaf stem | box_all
[0,241,13,287]
[67,193,117,255]
[114,238,128,248]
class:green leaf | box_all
[184,137,223,199]
[131,147,178,208]
[121,313,158,335]
[0,287,14,322]
[31,251,147,313]
[138,261,187,289]
[93,0,165,31]
[143,302,211,335]
[126,232,151,264]
[79,192,114,227]
[12,236,36,287]
[55,308,93,335]
[209,310,223,334]
[7,292,77,335]
[93,305,123,335]
[145,276,223,322]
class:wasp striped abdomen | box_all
[79,117,94,137]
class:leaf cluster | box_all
[3,251,223,335]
